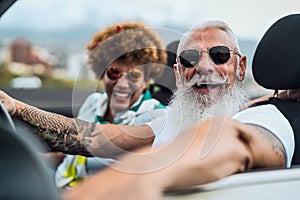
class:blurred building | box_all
[7,37,52,76]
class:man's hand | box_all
[280,89,300,101]
[248,89,300,107]
[0,90,17,116]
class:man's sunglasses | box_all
[178,45,241,68]
[106,67,143,82]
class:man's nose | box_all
[194,52,216,75]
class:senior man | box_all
[60,20,294,200]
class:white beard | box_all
[168,76,249,132]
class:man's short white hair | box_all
[177,20,240,54]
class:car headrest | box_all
[252,14,300,90]
[166,40,179,68]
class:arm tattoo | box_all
[253,125,286,164]
[17,104,95,156]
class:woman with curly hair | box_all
[55,21,168,188]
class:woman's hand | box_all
[0,90,18,116]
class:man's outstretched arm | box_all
[0,90,154,157]
[63,118,287,200]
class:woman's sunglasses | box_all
[106,67,143,82]
[178,45,241,68]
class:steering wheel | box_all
[0,100,16,133]
[0,103,60,200]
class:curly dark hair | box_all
[86,21,167,80]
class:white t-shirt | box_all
[148,104,295,167]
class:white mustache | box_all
[185,73,228,87]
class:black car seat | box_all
[150,40,179,105]
[251,14,300,165]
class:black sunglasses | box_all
[178,45,241,68]
[106,67,143,82]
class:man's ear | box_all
[238,55,247,81]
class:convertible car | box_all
[0,1,299,199]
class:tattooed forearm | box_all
[17,104,96,156]
[15,104,153,158]
[253,125,286,164]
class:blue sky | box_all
[2,0,300,41]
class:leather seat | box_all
[252,14,300,165]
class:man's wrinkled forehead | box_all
[179,28,214,51]
[178,33,202,51]
[179,27,237,51]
